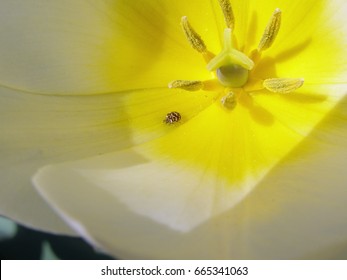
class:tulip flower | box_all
[1,0,347,259]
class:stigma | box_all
[206,28,253,87]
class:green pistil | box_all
[206,28,253,87]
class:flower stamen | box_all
[173,4,303,108]
[258,8,282,52]
[263,78,304,93]
[181,16,206,53]
[181,16,215,63]
[221,91,237,110]
[217,0,235,29]
[168,80,204,91]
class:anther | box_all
[168,80,204,91]
[217,0,235,29]
[221,91,237,110]
[263,78,304,93]
[258,8,281,52]
[181,16,207,53]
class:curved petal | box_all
[0,0,115,94]
[33,82,347,257]
[5,0,347,259]
[0,85,126,233]
[0,0,221,95]
[33,95,347,258]
[0,81,216,233]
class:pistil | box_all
[207,28,254,72]
[207,28,253,87]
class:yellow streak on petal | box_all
[147,83,343,191]
[119,0,347,195]
[151,99,299,186]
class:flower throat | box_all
[166,0,304,123]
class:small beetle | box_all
[164,111,181,124]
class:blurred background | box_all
[0,216,114,260]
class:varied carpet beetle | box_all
[164,111,181,124]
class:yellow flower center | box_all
[168,0,304,119]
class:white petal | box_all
[0,85,134,234]
[0,82,215,233]
[34,149,256,233]
[33,98,347,258]
[0,0,219,94]
[0,0,120,94]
